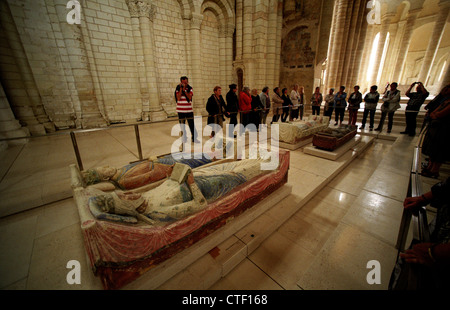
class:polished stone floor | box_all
[0,114,447,290]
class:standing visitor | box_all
[271,87,284,123]
[239,86,252,129]
[225,83,239,137]
[290,84,301,120]
[259,87,270,126]
[310,87,323,116]
[334,86,347,126]
[299,86,305,120]
[175,76,199,143]
[402,82,429,136]
[347,85,362,126]
[206,86,227,137]
[361,85,379,131]
[281,88,292,122]
[251,88,264,131]
[421,84,450,178]
[375,82,401,134]
[324,88,335,120]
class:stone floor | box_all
[0,115,447,290]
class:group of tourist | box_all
[176,76,436,136]
[320,82,429,134]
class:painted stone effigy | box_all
[312,125,358,151]
[278,115,330,144]
[71,150,290,289]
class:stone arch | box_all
[176,0,194,19]
[201,1,226,29]
[201,0,235,25]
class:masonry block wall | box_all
[0,0,238,131]
[0,0,448,138]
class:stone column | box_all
[189,12,204,115]
[127,1,149,121]
[392,9,421,82]
[326,0,349,90]
[54,0,106,129]
[235,0,243,61]
[418,1,450,84]
[0,81,29,149]
[265,0,278,88]
[349,1,369,88]
[274,0,283,86]
[127,0,165,122]
[242,0,254,87]
[0,0,54,135]
[341,0,365,87]
[219,24,227,88]
[368,14,393,86]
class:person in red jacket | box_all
[239,86,252,128]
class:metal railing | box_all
[1,105,303,172]
[395,127,431,252]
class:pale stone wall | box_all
[83,0,142,123]
[1,0,447,139]
[153,0,188,114]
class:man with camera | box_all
[175,76,199,143]
[402,81,429,136]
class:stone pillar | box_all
[0,0,54,135]
[0,81,29,149]
[127,0,165,122]
[418,1,450,84]
[341,0,365,87]
[326,0,349,90]
[242,0,254,87]
[274,0,283,86]
[219,24,227,88]
[235,0,243,61]
[357,24,374,91]
[266,0,278,88]
[348,1,369,88]
[189,12,204,115]
[368,14,392,86]
[392,9,421,83]
[54,0,106,129]
[128,2,149,121]
[225,23,235,84]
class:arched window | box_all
[366,33,380,83]
[438,60,447,82]
[377,32,390,83]
[366,32,390,83]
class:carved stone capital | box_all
[190,13,204,30]
[126,0,156,21]
[225,23,235,37]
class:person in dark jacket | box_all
[225,84,239,137]
[389,176,450,290]
[206,86,227,137]
[347,85,362,126]
[401,82,429,136]
[250,88,264,131]
[281,88,292,122]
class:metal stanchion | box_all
[70,131,83,171]
[134,124,143,161]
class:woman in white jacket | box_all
[375,82,401,133]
